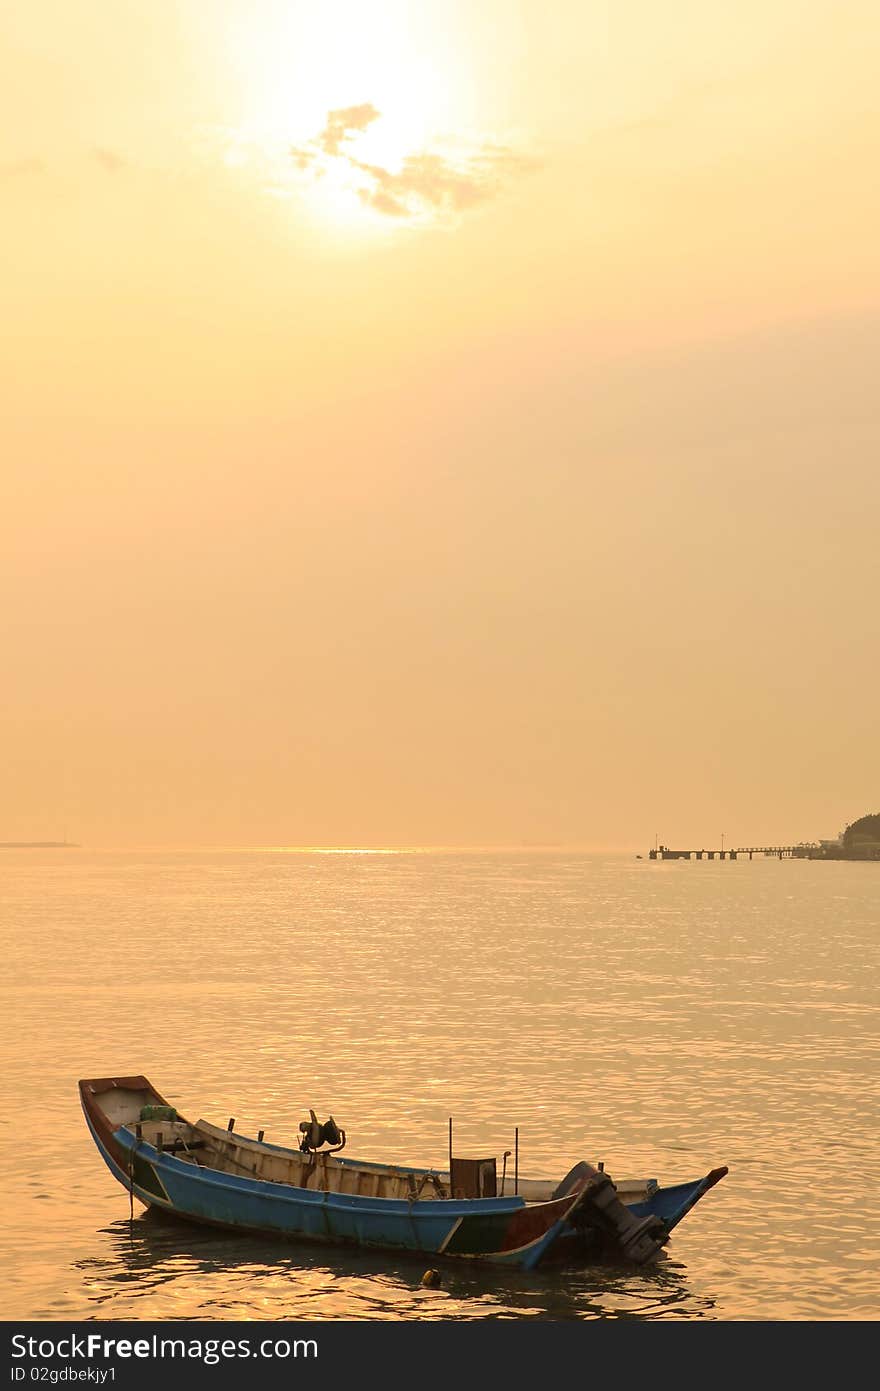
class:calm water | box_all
[1,850,877,1320]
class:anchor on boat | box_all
[299,1110,347,1153]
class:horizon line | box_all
[0,841,647,855]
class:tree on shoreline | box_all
[843,813,880,849]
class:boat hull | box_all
[81,1095,589,1269]
[80,1077,725,1270]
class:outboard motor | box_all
[299,1110,346,1153]
[555,1159,668,1265]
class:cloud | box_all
[290,104,380,170]
[353,146,536,219]
[0,157,46,179]
[318,103,381,156]
[288,106,537,222]
[2,150,129,182]
[289,145,317,172]
[93,147,126,173]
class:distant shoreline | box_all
[0,841,79,849]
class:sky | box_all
[2,1,878,849]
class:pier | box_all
[648,844,816,861]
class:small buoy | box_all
[421,1268,441,1288]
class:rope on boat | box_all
[178,1132,200,1166]
[127,1147,135,1226]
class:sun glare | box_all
[215,0,476,229]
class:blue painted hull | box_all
[83,1104,591,1270]
[79,1076,726,1270]
[629,1173,727,1233]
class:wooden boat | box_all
[79,1075,727,1270]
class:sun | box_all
[215,0,474,229]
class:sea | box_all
[1,849,877,1321]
